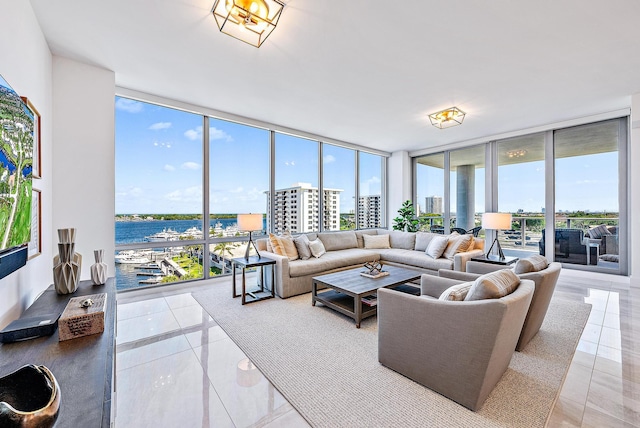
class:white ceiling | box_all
[29,0,640,153]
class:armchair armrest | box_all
[420,274,466,298]
[453,249,484,272]
[465,261,511,275]
[438,269,480,282]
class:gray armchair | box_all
[439,260,562,351]
[378,276,534,411]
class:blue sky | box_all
[115,97,382,214]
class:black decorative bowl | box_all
[0,365,60,427]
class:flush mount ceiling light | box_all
[506,149,527,158]
[211,0,285,48]
[428,107,466,129]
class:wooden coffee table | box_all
[311,265,422,328]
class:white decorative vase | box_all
[90,250,108,285]
[53,228,82,295]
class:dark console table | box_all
[0,278,116,427]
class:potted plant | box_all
[393,200,419,232]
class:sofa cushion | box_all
[443,234,473,261]
[439,282,473,301]
[426,235,449,259]
[363,234,390,249]
[308,238,326,258]
[377,249,453,271]
[318,231,358,251]
[293,234,312,260]
[355,230,378,248]
[268,232,299,260]
[288,249,381,278]
[465,270,520,301]
[414,232,438,252]
[513,254,549,274]
[377,230,416,250]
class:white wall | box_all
[387,151,412,228]
[52,57,115,279]
[0,1,54,328]
[630,94,640,286]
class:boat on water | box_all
[181,226,203,239]
[115,250,151,264]
[145,228,180,242]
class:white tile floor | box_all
[115,269,640,427]
[115,280,308,428]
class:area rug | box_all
[193,285,591,428]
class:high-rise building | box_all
[425,196,443,215]
[266,183,342,234]
[358,195,381,228]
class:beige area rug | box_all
[193,285,591,428]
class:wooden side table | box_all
[231,256,276,305]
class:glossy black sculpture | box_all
[0,365,60,427]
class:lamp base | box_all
[486,236,505,260]
[244,231,261,261]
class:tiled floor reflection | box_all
[549,269,640,427]
[116,270,639,427]
[115,283,309,428]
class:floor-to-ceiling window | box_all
[358,152,384,229]
[412,116,628,275]
[208,117,270,274]
[553,119,624,272]
[497,133,546,257]
[449,145,485,233]
[273,133,319,233]
[415,153,445,232]
[115,97,204,289]
[323,144,355,230]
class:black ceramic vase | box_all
[0,365,60,427]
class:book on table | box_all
[361,294,378,307]
[360,270,389,279]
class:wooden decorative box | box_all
[58,293,107,341]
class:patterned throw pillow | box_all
[293,234,312,260]
[513,254,549,274]
[442,234,473,260]
[308,238,326,258]
[439,282,473,301]
[425,235,449,259]
[465,269,520,301]
[363,234,391,249]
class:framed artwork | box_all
[28,188,41,259]
[21,96,41,179]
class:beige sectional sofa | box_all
[255,229,484,298]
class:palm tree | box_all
[212,233,239,274]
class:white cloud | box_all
[166,144,171,148]
[164,186,202,203]
[184,126,233,142]
[184,128,200,140]
[115,186,144,197]
[149,122,171,130]
[228,186,244,193]
[164,164,175,172]
[323,155,336,164]
[284,161,296,166]
[115,98,143,113]
[181,162,201,170]
[153,142,159,146]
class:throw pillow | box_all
[465,269,520,301]
[439,282,473,301]
[268,233,285,256]
[442,234,473,261]
[269,232,299,260]
[588,224,611,239]
[513,254,549,274]
[425,235,449,259]
[308,238,326,258]
[414,232,436,251]
[293,234,312,260]
[363,234,391,249]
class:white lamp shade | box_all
[237,213,263,232]
[482,213,512,230]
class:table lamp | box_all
[482,212,512,260]
[237,213,263,260]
